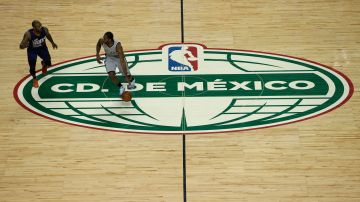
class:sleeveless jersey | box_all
[103,40,119,58]
[28,28,46,49]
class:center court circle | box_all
[14,43,353,134]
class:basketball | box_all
[121,91,132,102]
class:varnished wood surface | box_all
[0,0,359,201]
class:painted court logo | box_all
[167,45,199,71]
[14,43,353,134]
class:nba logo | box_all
[168,45,198,71]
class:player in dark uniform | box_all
[19,20,58,88]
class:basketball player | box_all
[96,32,135,96]
[19,20,58,88]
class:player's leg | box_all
[27,49,39,88]
[119,57,136,89]
[38,46,52,74]
[105,57,124,95]
[108,71,124,95]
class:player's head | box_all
[32,20,42,32]
[103,32,114,44]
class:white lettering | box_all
[178,82,204,91]
[147,82,166,91]
[51,83,74,93]
[289,80,315,90]
[208,79,227,91]
[229,81,252,90]
[254,81,263,90]
[170,66,190,71]
[76,83,100,92]
[265,81,287,90]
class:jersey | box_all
[28,28,47,49]
[102,40,119,58]
[102,40,129,73]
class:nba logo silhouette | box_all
[168,45,198,71]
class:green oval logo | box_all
[14,43,353,134]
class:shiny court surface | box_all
[1,0,359,201]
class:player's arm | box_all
[19,31,30,49]
[116,42,130,81]
[96,38,103,64]
[44,27,58,49]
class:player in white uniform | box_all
[96,32,135,95]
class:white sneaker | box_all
[119,85,125,96]
[127,77,136,89]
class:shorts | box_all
[27,46,51,64]
[105,56,129,74]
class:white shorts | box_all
[105,56,129,74]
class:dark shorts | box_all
[27,46,51,64]
[27,46,52,76]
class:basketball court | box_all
[1,0,359,201]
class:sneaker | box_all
[119,85,125,96]
[41,61,47,74]
[127,77,136,89]
[33,79,39,88]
